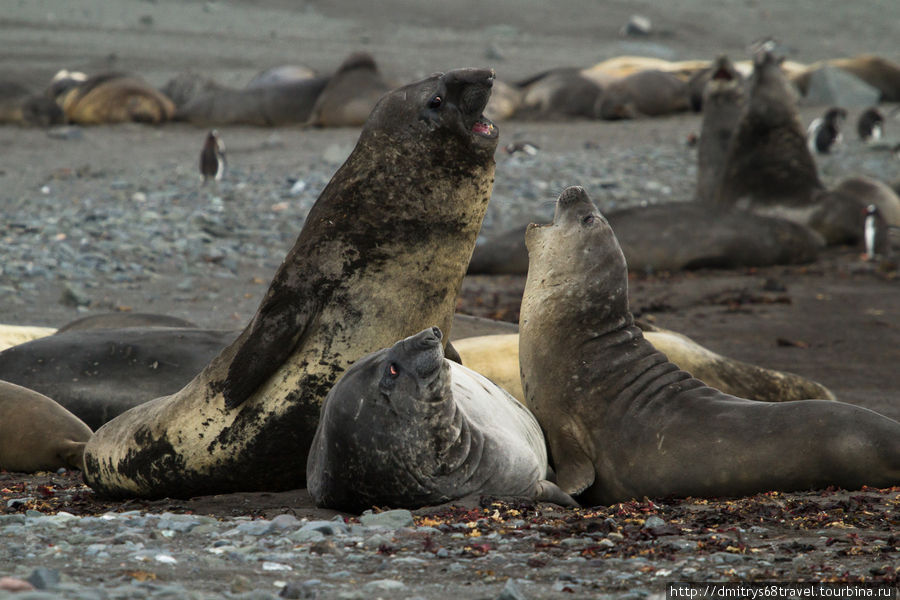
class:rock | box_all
[497,578,528,600]
[60,283,91,307]
[25,568,59,590]
[802,65,881,107]
[621,14,652,36]
[279,580,319,599]
[359,509,414,529]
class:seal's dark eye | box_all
[389,363,399,377]
[582,214,595,225]
[428,95,442,109]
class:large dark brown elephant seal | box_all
[595,69,691,120]
[0,380,92,473]
[809,176,900,244]
[83,68,500,499]
[306,52,392,128]
[715,51,824,212]
[56,72,176,125]
[307,327,575,512]
[0,81,65,126]
[514,68,604,120]
[519,186,900,505]
[696,56,745,204]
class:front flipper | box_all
[547,419,596,496]
[534,480,579,507]
[221,287,317,410]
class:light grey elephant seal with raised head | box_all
[307,327,575,513]
[519,186,900,505]
[83,67,500,499]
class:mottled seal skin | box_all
[716,51,824,212]
[519,186,900,505]
[307,328,574,513]
[57,72,175,125]
[595,69,691,120]
[306,51,392,127]
[696,56,745,204]
[0,328,238,431]
[0,81,65,126]
[173,77,329,126]
[0,380,92,473]
[468,202,821,276]
[83,68,499,499]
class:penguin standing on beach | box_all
[199,130,226,184]
[807,107,847,154]
[863,204,888,261]
[857,107,884,143]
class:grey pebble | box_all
[497,578,528,600]
[359,509,414,528]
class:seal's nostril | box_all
[431,327,442,340]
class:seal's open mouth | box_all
[472,116,497,138]
[713,67,733,81]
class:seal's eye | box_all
[389,363,400,378]
[428,95,442,109]
[582,214,595,225]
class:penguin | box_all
[863,204,889,261]
[807,107,847,154]
[857,107,884,143]
[199,130,226,183]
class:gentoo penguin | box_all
[807,107,847,154]
[863,204,888,261]
[199,130,226,183]
[857,107,884,143]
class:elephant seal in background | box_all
[83,68,500,499]
[595,69,691,120]
[467,202,821,276]
[515,68,604,119]
[0,380,92,473]
[56,72,175,124]
[809,176,900,245]
[0,81,65,126]
[246,65,317,89]
[173,76,329,126]
[791,55,900,102]
[306,52,391,127]
[57,312,198,333]
[0,324,56,351]
[696,56,745,204]
[307,327,575,513]
[519,186,900,505]
[715,50,824,213]
[0,328,239,430]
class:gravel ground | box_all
[2,1,900,598]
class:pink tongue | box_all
[472,121,491,135]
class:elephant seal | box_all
[0,380,92,473]
[595,69,691,120]
[696,56,745,204]
[455,329,835,406]
[0,328,239,431]
[83,68,499,499]
[173,76,329,126]
[519,186,900,505]
[467,202,821,276]
[0,324,56,351]
[56,72,175,125]
[246,65,317,89]
[0,81,65,126]
[808,176,900,244]
[715,50,824,213]
[306,52,391,128]
[791,55,900,102]
[307,327,575,512]
[515,68,604,119]
[56,312,198,333]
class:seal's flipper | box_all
[534,480,579,507]
[444,341,463,365]
[548,422,596,496]
[222,289,316,410]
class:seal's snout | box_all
[558,186,589,207]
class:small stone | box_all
[60,283,91,307]
[643,516,666,529]
[279,580,319,599]
[620,14,652,36]
[359,509,414,529]
[46,126,83,141]
[26,568,60,590]
[364,579,405,592]
[496,578,528,600]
